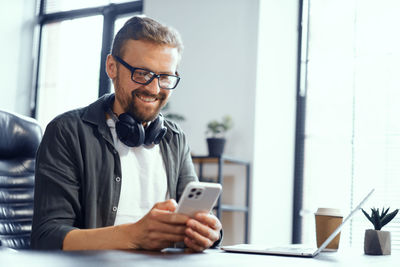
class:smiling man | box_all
[31,16,222,251]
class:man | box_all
[31,16,222,251]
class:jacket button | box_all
[113,149,117,154]
[112,206,118,212]
[115,177,121,182]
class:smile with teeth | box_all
[136,94,157,103]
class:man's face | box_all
[107,39,180,122]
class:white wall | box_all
[0,0,36,116]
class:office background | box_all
[1,0,399,250]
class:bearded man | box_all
[31,16,222,252]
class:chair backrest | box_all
[0,110,42,249]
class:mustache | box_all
[131,89,167,101]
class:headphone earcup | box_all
[115,113,145,147]
[144,115,167,146]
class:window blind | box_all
[301,0,400,251]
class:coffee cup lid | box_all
[315,208,342,217]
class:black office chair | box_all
[0,110,42,249]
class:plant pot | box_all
[364,229,391,255]
[206,138,226,157]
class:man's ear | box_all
[106,54,117,80]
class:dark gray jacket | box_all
[31,94,198,249]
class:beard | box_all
[114,74,169,122]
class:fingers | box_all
[184,236,206,252]
[184,213,222,251]
[132,205,189,251]
[148,207,189,225]
[186,219,220,242]
[147,231,185,245]
[184,227,214,251]
[150,199,190,225]
[146,217,187,235]
[140,232,185,251]
[153,199,178,212]
[129,201,222,251]
[194,213,222,231]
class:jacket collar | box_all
[81,93,114,145]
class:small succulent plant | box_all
[206,115,233,138]
[361,207,399,231]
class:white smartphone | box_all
[175,181,222,218]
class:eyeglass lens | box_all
[132,69,178,89]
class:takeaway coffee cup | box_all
[315,208,343,251]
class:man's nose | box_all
[144,77,161,95]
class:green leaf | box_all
[381,209,399,228]
[371,208,382,230]
[380,207,390,220]
[206,115,233,137]
[363,207,399,230]
[362,208,374,225]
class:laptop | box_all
[221,189,375,258]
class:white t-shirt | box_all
[106,119,168,225]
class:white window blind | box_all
[301,0,400,251]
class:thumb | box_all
[153,199,178,212]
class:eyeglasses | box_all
[114,55,180,90]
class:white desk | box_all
[1,247,398,267]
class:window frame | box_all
[31,0,143,118]
[291,0,310,244]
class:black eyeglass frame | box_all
[113,55,180,90]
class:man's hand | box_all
[184,213,222,252]
[128,199,190,250]
[63,200,221,252]
[63,199,189,251]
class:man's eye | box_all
[136,70,149,76]
[159,75,171,82]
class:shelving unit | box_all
[191,155,250,243]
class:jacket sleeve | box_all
[176,129,223,248]
[176,131,199,198]
[30,119,81,249]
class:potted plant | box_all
[361,207,398,255]
[206,115,233,156]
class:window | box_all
[36,16,103,127]
[300,0,400,250]
[33,0,143,128]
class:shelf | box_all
[191,154,250,243]
[192,155,249,165]
[217,204,248,213]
